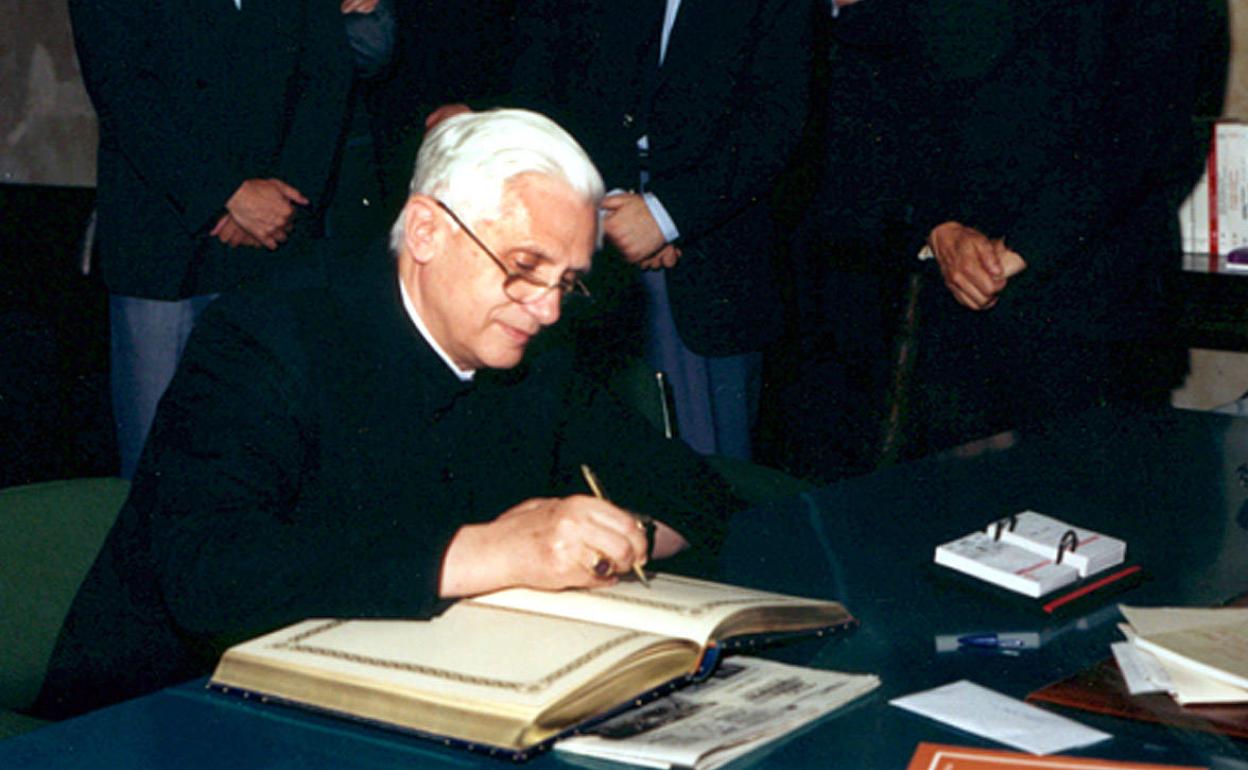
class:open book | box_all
[934,510,1128,599]
[208,573,856,760]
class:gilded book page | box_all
[211,606,699,749]
[469,573,848,645]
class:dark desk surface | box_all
[1175,269,1248,351]
[6,407,1248,768]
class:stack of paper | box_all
[554,657,879,770]
[1113,605,1248,705]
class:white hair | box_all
[389,108,604,252]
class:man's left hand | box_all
[601,193,668,264]
[638,244,682,271]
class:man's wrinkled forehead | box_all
[499,172,598,260]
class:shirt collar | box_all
[399,278,475,382]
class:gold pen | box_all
[580,464,650,587]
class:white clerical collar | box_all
[399,278,475,382]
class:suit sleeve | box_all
[557,379,741,567]
[274,3,355,210]
[644,0,815,244]
[1004,1,1225,289]
[68,0,243,234]
[136,299,453,641]
[914,1,1227,288]
[508,0,561,111]
[505,0,601,144]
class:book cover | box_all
[208,573,856,760]
[907,742,1205,770]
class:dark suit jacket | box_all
[509,0,815,356]
[69,0,354,299]
[807,0,1227,342]
[34,261,737,719]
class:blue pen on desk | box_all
[957,633,1029,650]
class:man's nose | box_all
[523,289,562,326]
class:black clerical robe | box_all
[34,267,736,719]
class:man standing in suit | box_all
[68,0,354,477]
[776,0,1228,469]
[433,0,814,459]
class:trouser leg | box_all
[109,293,216,478]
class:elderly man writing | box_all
[34,109,735,720]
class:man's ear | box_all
[400,195,444,265]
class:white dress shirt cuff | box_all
[643,192,681,244]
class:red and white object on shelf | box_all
[1180,121,1248,273]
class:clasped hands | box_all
[928,220,1027,310]
[212,1,375,249]
[211,178,308,250]
[441,495,679,598]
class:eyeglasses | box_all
[435,200,591,305]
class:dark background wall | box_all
[0,184,114,485]
[1,0,112,485]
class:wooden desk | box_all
[5,407,1248,767]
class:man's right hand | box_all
[224,178,308,250]
[439,495,651,597]
[601,193,668,264]
[210,213,264,248]
[928,220,1027,310]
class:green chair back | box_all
[0,478,129,717]
[0,709,47,740]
